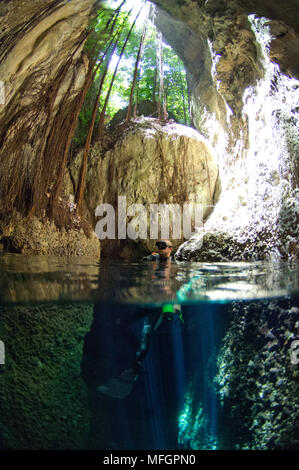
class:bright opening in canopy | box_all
[105,0,151,29]
[74,0,191,149]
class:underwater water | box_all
[0,254,298,450]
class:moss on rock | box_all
[215,298,299,449]
[0,302,94,449]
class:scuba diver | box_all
[97,302,183,399]
[142,239,175,262]
[97,240,183,399]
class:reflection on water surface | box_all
[0,254,298,304]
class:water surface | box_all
[0,254,298,305]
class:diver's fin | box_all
[97,368,138,399]
[154,313,163,330]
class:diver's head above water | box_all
[142,239,175,262]
[155,239,173,259]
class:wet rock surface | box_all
[0,210,100,257]
[69,118,220,258]
[153,1,299,261]
[0,302,94,449]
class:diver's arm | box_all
[142,253,159,261]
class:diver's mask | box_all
[156,241,172,250]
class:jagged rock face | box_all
[69,118,220,258]
[215,298,299,449]
[152,0,299,261]
[0,302,94,449]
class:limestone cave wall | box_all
[152,0,299,261]
[67,118,221,258]
[0,0,100,255]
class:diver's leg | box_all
[97,310,160,398]
[134,317,154,373]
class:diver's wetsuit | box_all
[94,309,161,399]
[95,253,180,399]
[95,307,182,399]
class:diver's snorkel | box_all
[162,304,175,321]
[154,304,184,330]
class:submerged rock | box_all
[0,302,94,449]
[215,298,299,449]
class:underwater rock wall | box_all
[215,297,299,449]
[0,303,94,449]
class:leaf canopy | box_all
[73,0,191,150]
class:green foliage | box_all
[137,28,158,102]
[74,0,191,150]
[84,5,117,61]
[73,80,100,150]
[163,44,191,125]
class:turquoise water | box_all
[0,254,298,450]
